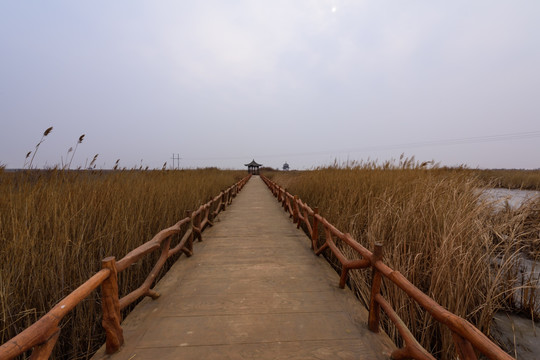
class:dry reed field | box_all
[473,169,540,190]
[0,168,244,359]
[267,160,539,359]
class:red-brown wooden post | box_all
[195,210,202,242]
[368,243,383,333]
[29,328,60,360]
[198,210,203,240]
[293,195,301,228]
[208,198,215,224]
[311,208,319,251]
[186,210,194,253]
[292,195,299,224]
[339,267,349,289]
[230,188,234,204]
[221,192,227,211]
[101,256,124,354]
[452,332,478,360]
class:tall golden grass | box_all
[267,160,539,359]
[0,168,244,359]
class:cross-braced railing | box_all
[260,174,513,360]
[0,175,251,360]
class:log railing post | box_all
[293,195,300,228]
[186,210,194,253]
[311,208,319,251]
[221,192,227,211]
[101,256,124,354]
[195,211,202,242]
[368,243,383,333]
[208,199,215,224]
[452,332,478,360]
[29,328,60,360]
[198,210,203,239]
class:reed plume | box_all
[26,126,53,169]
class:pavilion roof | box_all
[244,159,262,167]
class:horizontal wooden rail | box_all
[0,175,251,360]
[260,175,514,360]
[0,269,111,359]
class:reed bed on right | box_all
[472,169,540,190]
[269,161,539,359]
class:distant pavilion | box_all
[244,159,262,175]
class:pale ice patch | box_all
[480,188,540,209]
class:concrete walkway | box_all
[93,176,395,359]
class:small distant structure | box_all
[244,159,262,175]
[282,162,289,171]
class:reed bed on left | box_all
[0,168,244,359]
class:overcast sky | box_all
[1,1,539,170]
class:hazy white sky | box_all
[1,1,539,170]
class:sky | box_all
[1,1,539,170]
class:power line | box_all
[182,130,540,161]
[342,130,540,154]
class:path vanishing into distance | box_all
[92,176,395,359]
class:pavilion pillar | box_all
[244,159,262,175]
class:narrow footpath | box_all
[93,176,395,359]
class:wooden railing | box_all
[260,175,514,360]
[0,175,251,360]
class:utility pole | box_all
[171,153,181,170]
